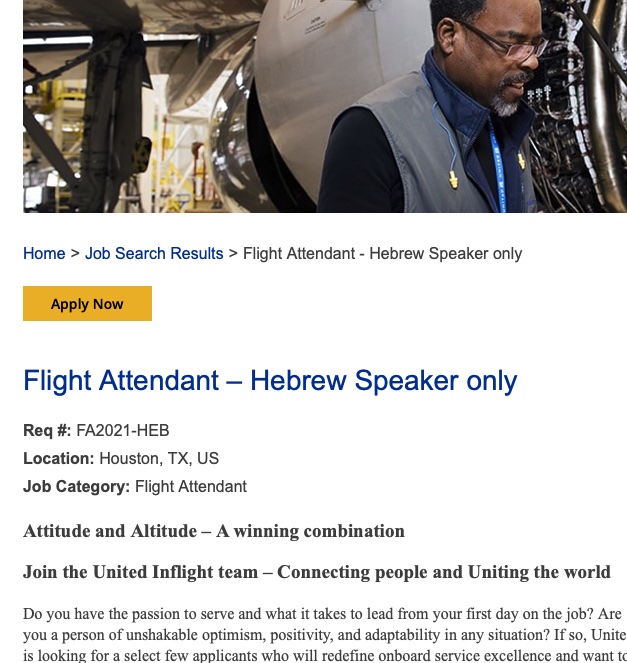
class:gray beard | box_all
[491,94,519,117]
[491,74,532,117]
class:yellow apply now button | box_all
[23,286,152,321]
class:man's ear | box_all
[435,18,457,55]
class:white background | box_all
[4,217,626,663]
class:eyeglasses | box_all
[457,19,548,63]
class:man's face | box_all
[446,0,543,116]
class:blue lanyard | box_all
[488,119,507,213]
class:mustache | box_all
[501,71,535,87]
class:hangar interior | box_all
[22,0,627,213]
[24,63,227,213]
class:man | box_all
[316,0,546,213]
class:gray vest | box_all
[356,73,536,213]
